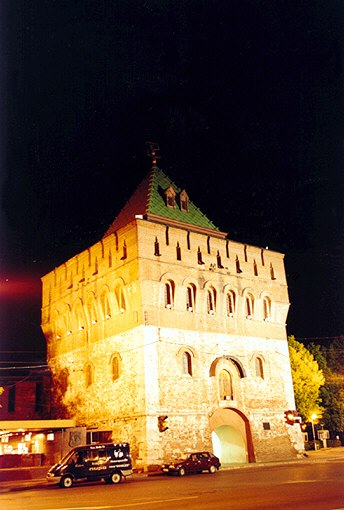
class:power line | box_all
[0,364,48,371]
[295,336,343,341]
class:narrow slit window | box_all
[121,241,127,260]
[176,242,182,260]
[197,247,204,265]
[154,237,161,256]
[261,249,265,266]
[187,232,191,250]
[270,263,276,280]
[217,250,224,268]
[165,227,169,246]
[253,259,258,276]
[236,256,242,273]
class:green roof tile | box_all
[103,166,221,237]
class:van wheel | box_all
[178,467,186,477]
[60,475,73,488]
[109,471,122,484]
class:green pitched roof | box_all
[103,167,225,238]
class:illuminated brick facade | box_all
[41,167,304,469]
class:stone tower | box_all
[41,166,304,469]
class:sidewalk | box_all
[0,447,343,494]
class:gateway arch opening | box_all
[210,408,254,465]
[212,425,247,464]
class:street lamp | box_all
[311,414,317,450]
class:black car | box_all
[162,451,221,476]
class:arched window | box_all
[111,356,120,381]
[182,351,192,376]
[63,305,72,335]
[115,285,126,313]
[100,291,111,319]
[245,293,254,319]
[207,287,216,315]
[226,291,236,317]
[86,297,98,325]
[52,310,63,339]
[263,297,271,321]
[186,284,196,312]
[219,369,233,400]
[85,363,93,387]
[164,280,175,309]
[255,357,264,379]
[74,301,85,331]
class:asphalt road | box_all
[1,461,344,510]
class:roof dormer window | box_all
[179,189,189,212]
[164,186,176,209]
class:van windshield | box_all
[59,450,76,465]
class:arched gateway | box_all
[210,408,255,465]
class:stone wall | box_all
[41,217,303,469]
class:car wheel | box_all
[178,467,186,477]
[108,471,122,484]
[209,465,217,474]
[59,475,73,488]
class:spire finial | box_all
[146,141,161,167]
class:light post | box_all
[311,413,317,450]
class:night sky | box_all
[0,1,343,364]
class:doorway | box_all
[212,425,246,464]
[210,407,255,464]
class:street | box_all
[1,461,344,510]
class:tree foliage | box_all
[308,337,344,432]
[288,335,325,421]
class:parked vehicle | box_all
[161,451,221,476]
[47,442,132,488]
